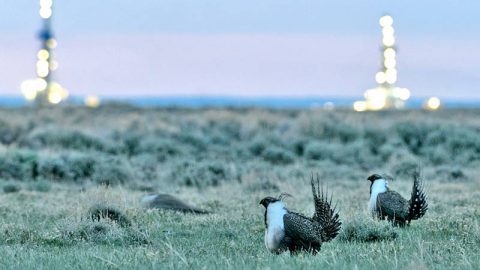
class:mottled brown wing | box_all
[377,191,409,222]
[283,212,322,245]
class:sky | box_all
[1,0,479,99]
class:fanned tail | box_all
[311,174,341,242]
[407,171,428,222]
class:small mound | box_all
[88,204,132,228]
[338,216,398,242]
[142,194,211,214]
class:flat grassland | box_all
[0,106,479,269]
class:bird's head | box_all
[259,193,292,208]
[367,174,384,182]
[259,196,279,208]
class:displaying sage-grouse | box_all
[367,172,428,226]
[259,176,341,254]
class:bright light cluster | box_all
[39,0,53,19]
[379,15,397,85]
[21,78,68,104]
[47,82,69,104]
[21,0,69,105]
[46,38,57,49]
[21,78,46,101]
[22,38,68,104]
[85,95,101,108]
[425,97,441,110]
[354,87,410,111]
[36,49,50,78]
[353,15,411,111]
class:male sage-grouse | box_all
[367,172,428,226]
[259,176,341,254]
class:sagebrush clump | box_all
[338,215,398,242]
[0,107,479,188]
[172,160,241,188]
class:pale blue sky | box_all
[1,1,479,98]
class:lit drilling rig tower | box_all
[21,0,68,105]
[353,15,410,111]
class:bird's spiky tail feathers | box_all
[407,171,428,222]
[310,175,341,242]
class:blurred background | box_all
[1,0,479,107]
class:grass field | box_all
[0,106,479,269]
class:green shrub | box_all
[66,153,97,179]
[364,127,388,153]
[34,152,133,185]
[396,122,480,164]
[444,127,480,162]
[36,153,96,182]
[175,132,207,152]
[21,129,106,151]
[207,131,231,146]
[206,120,243,141]
[119,133,141,155]
[422,126,480,163]
[425,146,450,165]
[91,158,133,186]
[246,179,279,192]
[0,150,38,180]
[28,179,52,192]
[137,137,181,159]
[0,120,22,145]
[3,183,21,193]
[173,160,241,188]
[36,156,70,181]
[435,166,469,182]
[395,122,438,155]
[390,158,419,178]
[248,138,267,156]
[304,141,333,161]
[288,139,307,156]
[262,146,295,165]
[304,140,377,167]
[301,116,361,143]
[130,154,159,181]
[338,215,398,242]
[344,140,381,168]
[376,143,397,161]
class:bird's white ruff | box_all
[369,179,388,213]
[265,201,287,252]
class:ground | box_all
[0,106,479,269]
